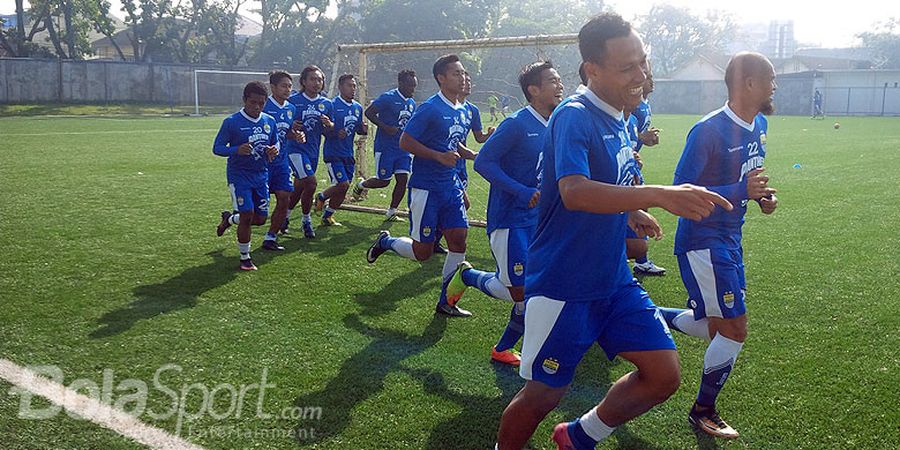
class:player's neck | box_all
[439,88,461,106]
[272,94,288,105]
[727,99,758,124]
[530,102,553,120]
[302,90,319,100]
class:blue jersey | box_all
[371,88,416,154]
[673,104,768,254]
[323,96,363,160]
[263,96,296,166]
[526,90,638,302]
[631,100,651,152]
[456,100,483,178]
[287,91,333,157]
[625,114,644,184]
[212,109,279,186]
[474,106,547,233]
[403,91,468,190]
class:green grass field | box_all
[1,112,898,450]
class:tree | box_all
[637,4,735,77]
[858,18,900,69]
[0,0,118,59]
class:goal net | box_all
[193,69,271,116]
[331,34,581,226]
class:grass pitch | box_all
[1,112,898,449]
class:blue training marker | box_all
[793,163,802,169]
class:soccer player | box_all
[365,54,477,318]
[658,52,778,440]
[352,70,418,222]
[316,74,367,226]
[626,65,667,276]
[812,88,824,119]
[260,70,305,251]
[445,61,564,366]
[213,81,280,271]
[495,14,732,450]
[285,65,334,238]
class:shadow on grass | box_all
[292,313,448,444]
[89,249,280,338]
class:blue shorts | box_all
[677,248,747,319]
[520,283,676,388]
[489,226,534,287]
[287,152,318,179]
[325,157,355,185]
[407,186,468,243]
[267,162,294,193]
[374,150,412,180]
[229,182,269,216]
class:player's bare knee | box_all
[253,216,268,226]
[509,286,525,302]
[412,242,433,261]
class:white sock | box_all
[302,213,311,223]
[389,237,416,260]
[238,241,251,260]
[580,407,616,442]
[674,310,712,340]
[485,277,513,301]
[229,213,240,225]
[443,251,465,282]
[386,207,397,217]
[358,180,366,189]
[705,333,743,369]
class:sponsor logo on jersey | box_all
[527,132,540,137]
[542,358,559,375]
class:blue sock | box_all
[635,254,648,264]
[317,192,327,202]
[696,334,743,407]
[567,419,599,450]
[436,275,452,306]
[460,267,487,287]
[495,304,524,352]
[323,207,334,219]
[264,231,277,241]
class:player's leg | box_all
[386,157,411,221]
[322,161,351,226]
[366,187,435,264]
[677,248,747,438]
[231,184,259,271]
[288,152,318,238]
[627,228,665,275]
[554,286,680,449]
[498,296,596,449]
[263,189,289,251]
[435,188,471,317]
[447,226,519,307]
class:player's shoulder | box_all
[755,113,768,129]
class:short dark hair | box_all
[432,54,460,85]
[269,70,292,86]
[579,13,633,65]
[243,81,268,100]
[338,74,355,85]
[398,69,416,85]
[519,61,554,102]
[578,62,588,85]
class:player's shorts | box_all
[325,157,355,186]
[229,182,269,217]
[677,247,747,320]
[287,152,318,179]
[458,168,468,190]
[407,186,468,243]
[489,226,534,287]
[267,162,294,193]
[520,283,675,388]
[374,150,412,180]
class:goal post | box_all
[193,69,270,116]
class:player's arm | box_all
[212,118,248,157]
[473,123,537,206]
[265,119,280,162]
[364,102,397,134]
[399,132,458,168]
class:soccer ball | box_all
[833,122,841,129]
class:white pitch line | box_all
[0,358,205,450]
[5,129,217,137]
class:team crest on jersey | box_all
[236,196,244,206]
[513,262,524,276]
[422,226,432,237]
[542,358,559,375]
[760,133,767,145]
[317,103,326,111]
[467,109,472,119]
[336,172,343,179]
[460,111,466,122]
[380,168,387,176]
[305,163,312,171]
[723,291,735,306]
[287,110,293,119]
[263,123,271,134]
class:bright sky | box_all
[3,0,891,48]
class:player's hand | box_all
[237,142,253,156]
[746,167,776,200]
[656,184,733,222]
[457,143,477,160]
[628,209,663,240]
[632,150,643,170]
[290,120,307,143]
[360,121,369,135]
[528,190,541,208]
[383,125,399,135]
[338,128,348,139]
[436,150,460,168]
[758,194,778,214]
[265,145,279,162]
[639,128,660,146]
[320,114,334,130]
[485,126,496,137]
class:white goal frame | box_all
[193,69,269,116]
